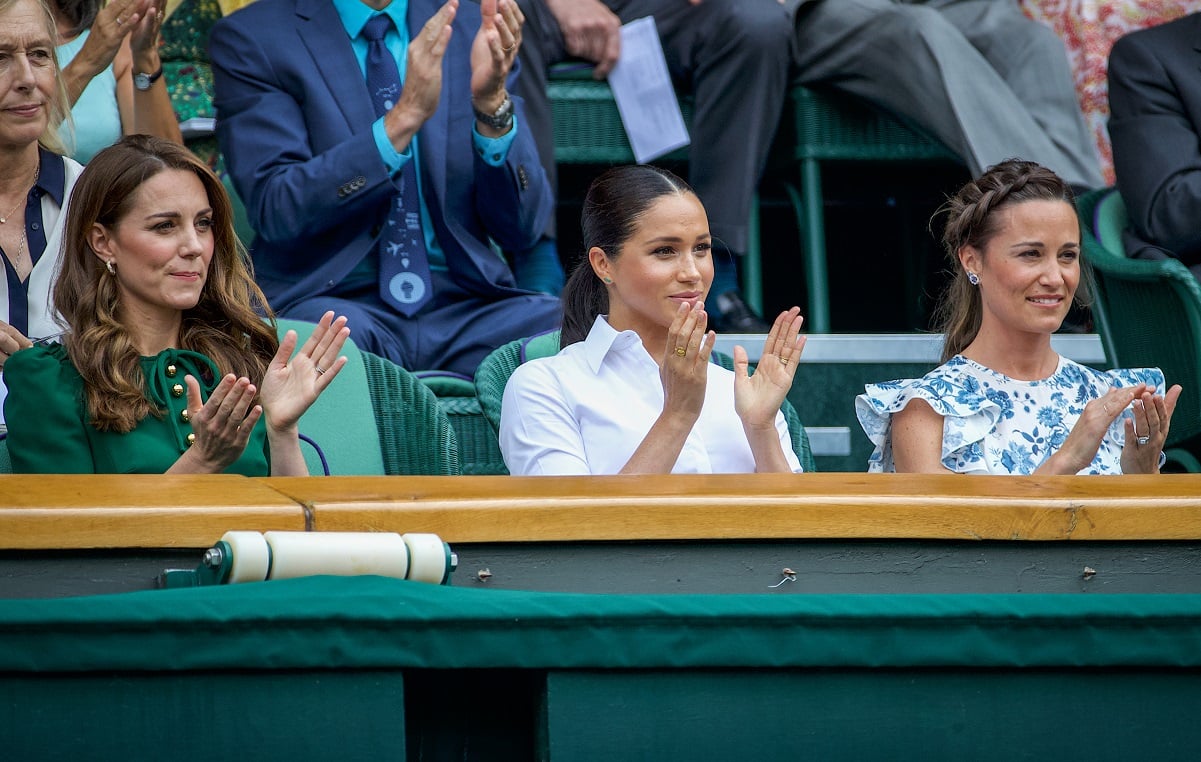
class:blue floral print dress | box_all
[856,355,1165,474]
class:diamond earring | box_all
[967,271,980,286]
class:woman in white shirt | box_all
[501,165,806,475]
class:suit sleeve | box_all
[1108,31,1201,259]
[2,346,95,474]
[209,16,396,244]
[468,61,555,253]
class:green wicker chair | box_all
[474,330,816,473]
[278,319,459,476]
[416,373,506,475]
[781,85,963,332]
[1076,189,1201,471]
[361,353,460,476]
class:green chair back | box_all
[416,373,505,475]
[278,319,458,475]
[361,353,460,476]
[474,330,817,473]
[1076,189,1201,461]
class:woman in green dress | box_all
[2,134,350,473]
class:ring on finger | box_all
[315,365,327,376]
[674,346,687,357]
[1137,435,1150,446]
[116,16,124,24]
[779,356,789,367]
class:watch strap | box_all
[472,94,514,131]
[134,66,164,91]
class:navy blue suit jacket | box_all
[209,0,553,311]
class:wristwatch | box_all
[133,67,164,91]
[472,94,514,131]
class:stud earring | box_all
[105,260,116,275]
[602,276,613,284]
[967,271,980,286]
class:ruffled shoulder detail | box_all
[4,342,82,400]
[855,356,1000,473]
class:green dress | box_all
[2,343,269,475]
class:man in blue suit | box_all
[210,0,560,377]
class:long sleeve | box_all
[3,344,95,474]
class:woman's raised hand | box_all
[1041,382,1180,474]
[659,301,713,423]
[1121,384,1182,474]
[260,312,351,434]
[734,307,805,430]
[179,373,261,472]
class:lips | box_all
[4,103,43,117]
[1027,295,1064,306]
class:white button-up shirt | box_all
[500,316,802,475]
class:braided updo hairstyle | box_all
[932,159,1084,362]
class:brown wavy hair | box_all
[55,135,278,432]
[932,158,1088,362]
[2,0,71,154]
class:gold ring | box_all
[674,347,686,357]
[780,357,789,367]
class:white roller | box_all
[263,531,410,580]
[403,533,450,584]
[221,531,270,584]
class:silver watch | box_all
[133,67,164,91]
[472,94,514,131]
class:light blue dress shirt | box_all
[332,0,518,270]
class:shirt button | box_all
[166,364,177,377]
[186,433,196,446]
[180,409,190,422]
[30,223,39,231]
[171,383,184,397]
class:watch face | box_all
[134,73,151,90]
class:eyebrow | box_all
[1008,240,1079,249]
[0,38,55,52]
[642,233,711,244]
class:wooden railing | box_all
[2,473,1200,549]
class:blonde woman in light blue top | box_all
[857,159,1181,475]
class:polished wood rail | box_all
[1,473,1200,549]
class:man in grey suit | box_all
[788,0,1103,191]
[1108,12,1201,280]
[513,0,793,332]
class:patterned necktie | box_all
[362,13,432,316]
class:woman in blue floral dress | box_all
[857,159,1181,474]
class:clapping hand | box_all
[659,300,714,423]
[471,0,523,127]
[734,307,804,430]
[182,372,261,471]
[260,311,351,434]
[1121,384,1182,474]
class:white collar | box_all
[581,315,648,374]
